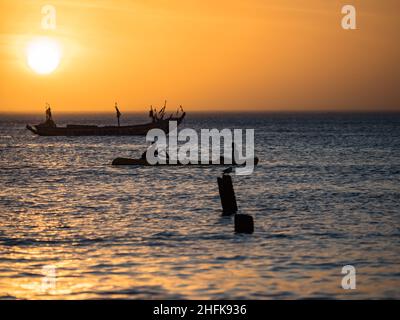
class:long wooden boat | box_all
[26,103,186,136]
[112,156,259,166]
[26,116,185,136]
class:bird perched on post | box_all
[222,167,233,175]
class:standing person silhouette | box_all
[115,102,122,127]
[43,103,56,127]
[45,103,52,122]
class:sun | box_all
[26,37,61,75]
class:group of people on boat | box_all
[114,100,184,126]
[41,101,185,128]
[148,101,184,123]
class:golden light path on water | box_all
[0,113,399,299]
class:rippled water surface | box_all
[0,112,399,299]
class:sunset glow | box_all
[0,0,399,113]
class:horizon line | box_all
[1,109,400,115]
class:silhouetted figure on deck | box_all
[115,102,122,127]
[149,106,156,123]
[232,142,237,164]
[45,103,52,122]
[221,142,237,165]
[141,142,170,162]
[158,100,167,120]
[44,103,56,127]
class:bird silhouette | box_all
[222,167,233,175]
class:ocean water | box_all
[0,112,399,299]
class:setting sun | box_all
[1,0,399,112]
[26,37,61,75]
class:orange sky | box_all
[0,0,399,113]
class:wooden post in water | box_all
[234,214,254,234]
[217,171,254,234]
[217,174,238,215]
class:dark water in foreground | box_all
[0,112,399,299]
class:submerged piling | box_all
[234,214,254,234]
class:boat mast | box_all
[115,102,122,127]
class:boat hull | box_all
[26,114,185,136]
[112,157,259,166]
